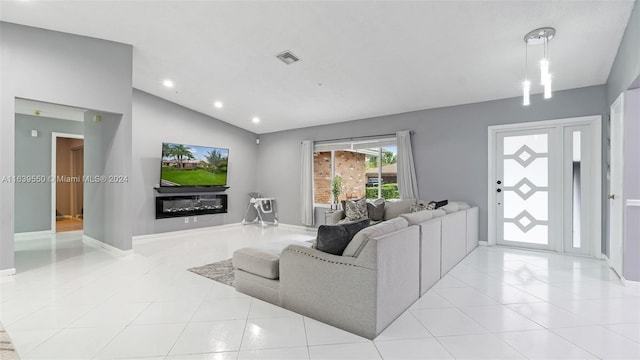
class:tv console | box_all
[154,186,229,194]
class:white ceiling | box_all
[1,0,634,134]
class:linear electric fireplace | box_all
[155,194,227,219]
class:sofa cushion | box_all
[316,219,370,255]
[233,241,312,280]
[366,198,385,221]
[457,202,471,210]
[441,202,459,214]
[430,209,447,218]
[233,247,282,280]
[343,217,409,257]
[344,198,368,221]
[400,210,434,225]
[383,199,415,220]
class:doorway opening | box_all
[53,135,85,232]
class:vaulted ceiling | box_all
[1,0,634,133]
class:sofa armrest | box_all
[280,244,377,338]
[331,210,345,224]
[279,226,420,340]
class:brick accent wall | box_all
[314,150,366,204]
[314,151,331,204]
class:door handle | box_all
[497,189,502,193]
[608,194,615,200]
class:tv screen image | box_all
[161,142,229,187]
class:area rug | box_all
[0,321,19,360]
[188,258,234,287]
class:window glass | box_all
[313,140,397,205]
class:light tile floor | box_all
[2,226,640,359]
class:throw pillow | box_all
[344,218,370,238]
[315,219,370,255]
[366,198,385,221]
[427,199,448,210]
[315,225,350,255]
[383,199,415,220]
[345,198,368,221]
[400,210,434,225]
[441,202,459,213]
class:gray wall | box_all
[257,85,607,243]
[606,1,640,281]
[14,115,83,233]
[623,88,640,281]
[131,90,259,236]
[606,1,640,107]
[83,111,133,251]
[1,22,133,271]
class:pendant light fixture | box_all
[522,39,530,106]
[522,27,556,105]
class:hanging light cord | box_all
[544,35,548,61]
[524,41,528,80]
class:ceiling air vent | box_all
[275,50,300,65]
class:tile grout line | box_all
[301,317,312,360]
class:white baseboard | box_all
[479,241,489,246]
[133,222,317,244]
[83,235,133,256]
[0,268,16,277]
[277,223,317,233]
[601,254,627,283]
[621,278,640,288]
[14,230,54,240]
[132,223,243,243]
[602,254,640,287]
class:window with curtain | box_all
[313,136,398,205]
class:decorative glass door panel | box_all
[563,125,591,256]
[497,129,556,250]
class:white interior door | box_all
[496,128,557,250]
[609,93,624,276]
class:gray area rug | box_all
[188,258,234,287]
[0,321,19,360]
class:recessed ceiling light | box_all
[214,101,223,109]
[252,117,260,124]
[163,79,174,88]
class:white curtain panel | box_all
[300,140,314,226]
[396,130,419,200]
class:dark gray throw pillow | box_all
[434,200,448,209]
[316,219,370,255]
[343,218,370,238]
[427,199,448,210]
[366,199,385,221]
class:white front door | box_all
[496,128,557,250]
[489,116,602,256]
[609,93,624,276]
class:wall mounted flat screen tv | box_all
[160,142,229,187]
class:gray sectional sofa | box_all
[232,200,478,339]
